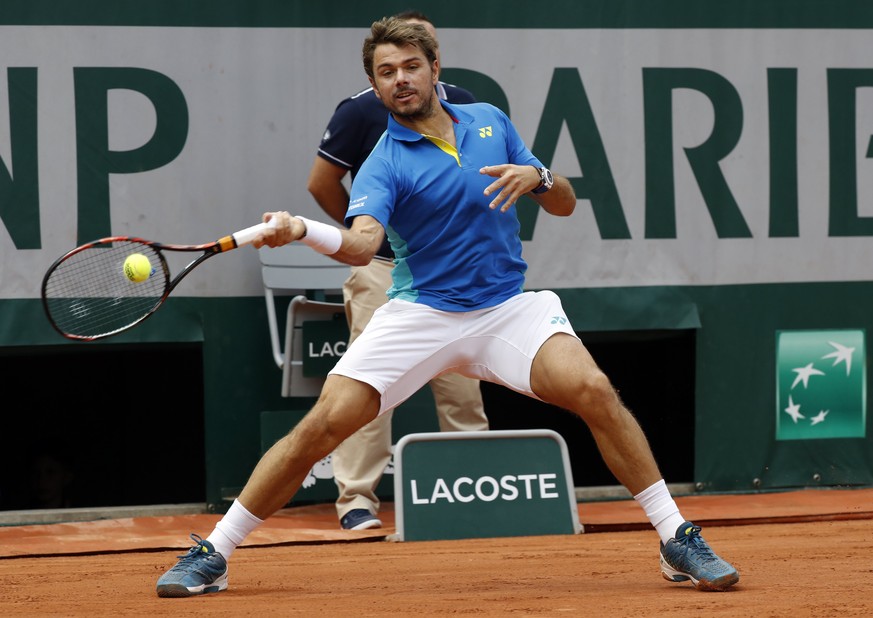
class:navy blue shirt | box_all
[317,82,476,259]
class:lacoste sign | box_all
[393,430,582,541]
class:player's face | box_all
[370,42,439,120]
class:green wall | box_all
[6,277,871,510]
[3,1,873,28]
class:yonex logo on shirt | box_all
[348,195,367,211]
[550,316,567,324]
[478,126,493,138]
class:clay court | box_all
[1,487,871,616]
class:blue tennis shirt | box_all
[318,83,475,260]
[347,100,543,311]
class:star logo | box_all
[783,395,805,424]
[810,410,829,426]
[775,330,866,441]
[822,341,854,376]
[791,363,825,389]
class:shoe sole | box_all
[660,555,739,591]
[156,573,228,598]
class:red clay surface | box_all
[1,488,871,616]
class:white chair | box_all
[259,244,349,397]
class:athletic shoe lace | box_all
[678,525,717,562]
[170,534,209,568]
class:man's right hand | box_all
[252,211,306,248]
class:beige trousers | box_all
[332,259,489,519]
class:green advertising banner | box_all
[776,330,866,441]
[393,430,581,542]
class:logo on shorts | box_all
[775,330,866,440]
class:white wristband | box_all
[296,216,342,255]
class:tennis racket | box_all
[41,220,275,341]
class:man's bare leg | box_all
[529,333,661,495]
[529,333,739,591]
[238,375,382,519]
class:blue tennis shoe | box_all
[660,521,739,591]
[156,534,228,597]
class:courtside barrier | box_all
[393,429,582,541]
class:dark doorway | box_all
[0,344,206,510]
[482,329,695,489]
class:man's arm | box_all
[529,173,576,217]
[329,214,384,265]
[307,156,351,225]
[253,211,384,267]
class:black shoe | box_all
[340,508,382,530]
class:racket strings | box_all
[43,241,167,339]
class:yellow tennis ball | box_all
[123,253,152,283]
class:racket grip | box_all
[231,217,279,247]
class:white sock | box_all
[206,499,264,560]
[634,479,687,545]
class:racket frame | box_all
[41,221,272,341]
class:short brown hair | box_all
[362,16,438,79]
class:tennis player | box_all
[307,9,488,533]
[156,17,739,597]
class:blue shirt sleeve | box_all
[344,147,397,232]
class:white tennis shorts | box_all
[329,290,579,415]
